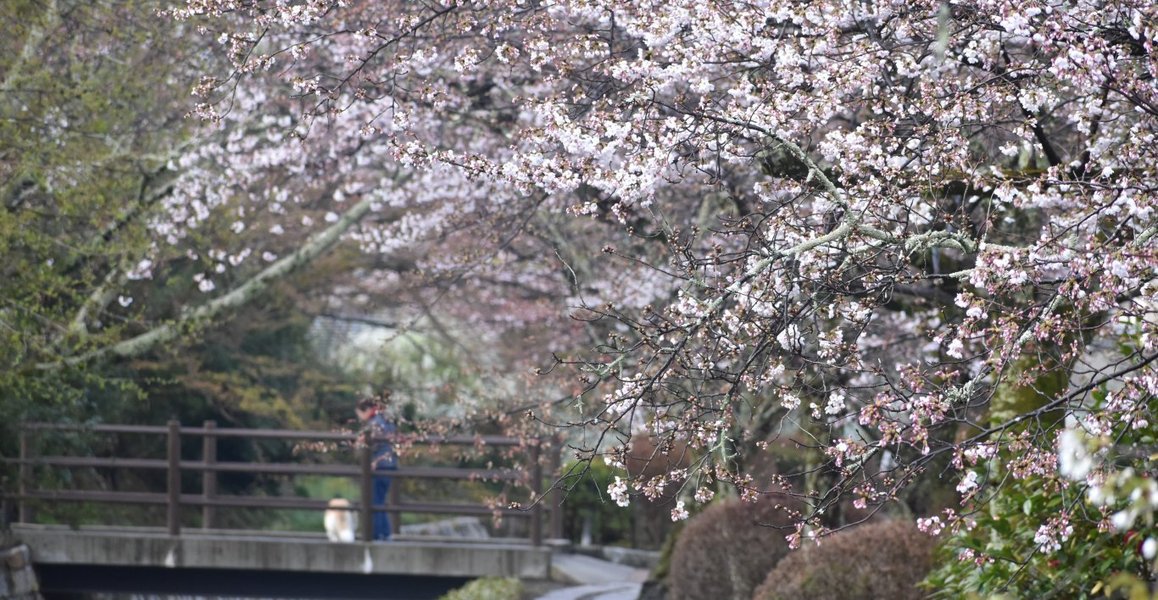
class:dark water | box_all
[38,564,468,600]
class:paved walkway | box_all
[535,553,648,600]
[534,581,642,600]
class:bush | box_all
[753,520,934,600]
[925,386,1158,598]
[438,577,522,600]
[923,467,1156,598]
[667,495,794,600]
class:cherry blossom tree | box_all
[158,0,1158,580]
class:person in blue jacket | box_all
[356,397,398,540]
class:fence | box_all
[2,422,563,545]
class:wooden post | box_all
[18,430,30,523]
[167,420,181,536]
[549,437,563,541]
[202,420,217,530]
[359,445,374,542]
[388,474,400,537]
[530,440,543,546]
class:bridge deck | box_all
[13,524,551,579]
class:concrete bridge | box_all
[12,524,552,599]
[2,421,566,599]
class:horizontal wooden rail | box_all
[4,457,526,481]
[21,423,531,446]
[9,491,532,517]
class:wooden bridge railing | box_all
[3,421,564,546]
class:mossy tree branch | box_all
[40,194,379,369]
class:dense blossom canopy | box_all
[166,0,1158,562]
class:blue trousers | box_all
[373,470,394,540]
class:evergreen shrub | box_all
[667,495,792,600]
[753,520,934,600]
[438,577,522,600]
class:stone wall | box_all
[0,543,42,600]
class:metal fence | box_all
[3,422,563,545]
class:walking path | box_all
[534,581,642,600]
[534,553,649,600]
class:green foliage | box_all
[0,0,209,458]
[924,474,1152,599]
[667,496,793,600]
[315,319,505,424]
[560,459,633,546]
[754,520,935,600]
[988,353,1070,428]
[131,294,363,427]
[8,292,363,529]
[926,384,1158,600]
[921,310,1158,598]
[438,577,523,600]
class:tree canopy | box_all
[4,0,1158,591]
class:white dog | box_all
[323,498,357,542]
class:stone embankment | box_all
[0,541,42,600]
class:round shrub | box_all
[668,495,794,600]
[753,520,935,600]
[438,577,522,600]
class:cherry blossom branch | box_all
[953,351,1157,452]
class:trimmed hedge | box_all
[438,577,523,600]
[668,495,794,600]
[753,520,935,600]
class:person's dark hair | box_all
[356,398,378,412]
